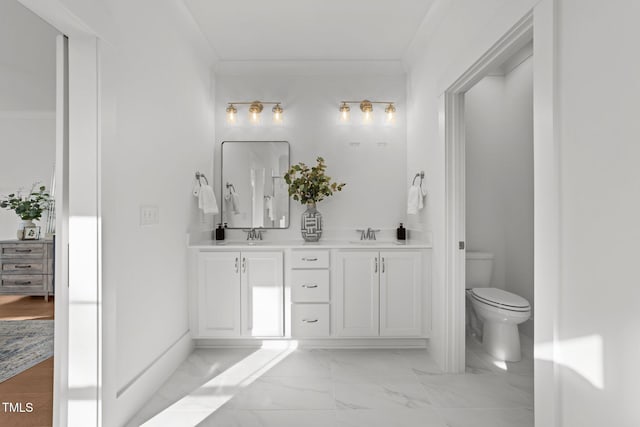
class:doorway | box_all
[464,42,534,368]
[0,2,61,425]
[441,4,561,427]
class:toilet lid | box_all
[470,288,530,311]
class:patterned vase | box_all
[301,202,323,242]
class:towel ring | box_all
[195,171,208,185]
[226,182,236,192]
[412,171,425,186]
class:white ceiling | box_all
[183,0,435,61]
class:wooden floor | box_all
[0,296,54,426]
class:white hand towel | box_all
[198,184,219,214]
[225,188,240,214]
[407,184,427,215]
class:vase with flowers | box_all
[0,184,51,240]
[284,157,345,242]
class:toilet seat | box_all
[469,288,530,312]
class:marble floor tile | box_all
[464,351,495,375]
[420,374,532,408]
[336,408,448,427]
[229,377,335,410]
[437,407,534,427]
[261,349,332,378]
[329,349,417,381]
[334,381,433,410]
[199,409,338,427]
[503,373,534,401]
[130,337,535,426]
[395,349,443,376]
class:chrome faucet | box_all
[244,228,265,241]
[356,227,380,240]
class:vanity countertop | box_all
[188,239,432,250]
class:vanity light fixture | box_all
[248,101,263,124]
[360,100,373,124]
[272,103,283,124]
[384,103,396,123]
[339,102,351,122]
[226,104,238,124]
[338,100,396,124]
[225,101,284,125]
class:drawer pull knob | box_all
[15,249,32,253]
[302,284,318,288]
[302,319,318,323]
[302,257,318,261]
[15,265,32,269]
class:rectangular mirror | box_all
[221,141,290,229]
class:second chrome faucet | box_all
[356,227,380,240]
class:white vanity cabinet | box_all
[196,251,241,337]
[334,250,422,337]
[290,249,331,338]
[194,250,283,338]
[334,251,380,337]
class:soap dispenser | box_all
[396,223,406,241]
[215,223,225,241]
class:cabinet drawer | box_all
[2,261,45,274]
[1,244,45,258]
[291,250,329,269]
[0,274,47,290]
[291,270,329,302]
[292,304,330,337]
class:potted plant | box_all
[284,157,345,242]
[0,184,51,240]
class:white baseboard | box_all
[195,337,428,349]
[117,331,193,427]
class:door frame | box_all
[441,2,560,427]
[17,1,109,426]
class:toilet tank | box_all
[466,252,494,288]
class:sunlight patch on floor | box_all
[142,341,298,426]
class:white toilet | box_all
[466,251,531,362]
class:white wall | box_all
[0,113,56,239]
[0,0,57,239]
[406,0,640,425]
[465,57,534,337]
[557,1,640,426]
[96,1,215,424]
[214,65,407,241]
[32,0,216,424]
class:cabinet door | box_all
[197,251,241,337]
[334,251,379,337]
[241,251,284,337]
[380,251,422,336]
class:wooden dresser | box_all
[0,239,54,301]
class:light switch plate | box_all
[140,205,159,226]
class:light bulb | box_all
[248,101,263,125]
[226,104,237,124]
[339,102,351,122]
[385,103,396,124]
[272,103,283,124]
[360,100,373,124]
